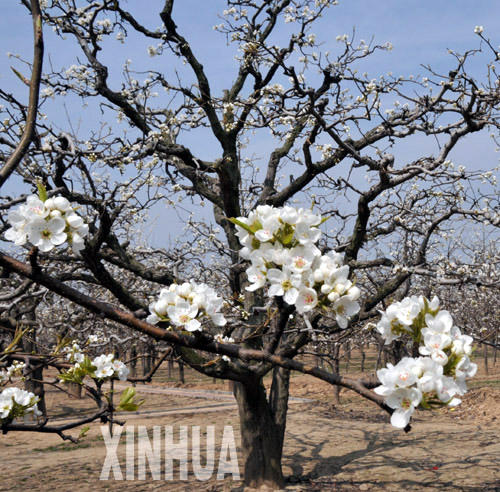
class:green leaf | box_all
[4,323,29,354]
[281,231,295,245]
[228,217,253,234]
[10,66,30,85]
[81,355,95,372]
[58,372,73,383]
[118,402,142,412]
[419,394,431,409]
[116,387,144,412]
[79,426,90,438]
[119,387,136,406]
[37,182,48,202]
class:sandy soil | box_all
[1,368,499,492]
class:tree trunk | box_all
[24,355,47,416]
[233,371,288,489]
[142,343,151,376]
[269,366,290,455]
[168,357,173,379]
[178,361,185,384]
[23,317,46,417]
[332,344,341,405]
[390,340,404,365]
[130,344,137,379]
[494,330,498,366]
[375,342,383,372]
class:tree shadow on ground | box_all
[283,418,500,491]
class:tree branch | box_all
[0,0,44,188]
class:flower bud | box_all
[320,283,331,295]
[451,340,464,356]
[178,282,192,297]
[66,212,84,229]
[327,291,340,303]
[347,285,361,301]
[334,282,347,294]
[154,299,169,315]
[313,270,324,283]
[53,196,71,211]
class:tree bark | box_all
[494,330,498,366]
[360,346,366,373]
[375,342,383,372]
[332,344,341,406]
[178,361,185,384]
[142,341,151,376]
[23,313,46,417]
[233,374,287,489]
[269,366,290,456]
[168,357,173,379]
[24,355,47,416]
[130,344,137,378]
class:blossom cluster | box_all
[60,334,102,365]
[63,342,85,363]
[60,352,129,384]
[59,335,130,385]
[147,281,227,332]
[0,387,42,423]
[5,190,88,255]
[92,354,129,381]
[215,333,235,362]
[0,361,26,383]
[231,205,360,324]
[374,296,477,428]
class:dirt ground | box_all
[1,362,500,492]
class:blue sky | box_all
[3,1,499,106]
[2,1,499,149]
[1,1,500,246]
